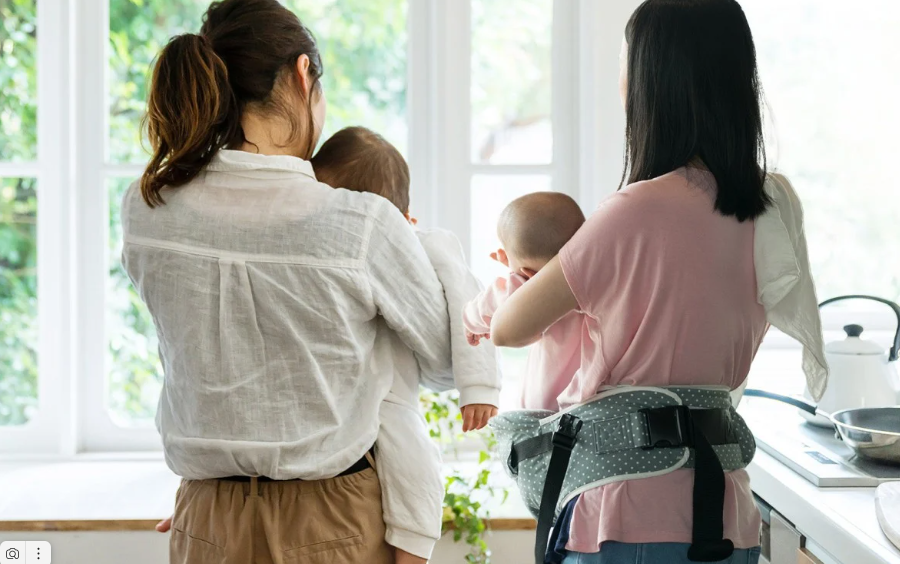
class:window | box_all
[471,0,552,165]
[745,0,900,311]
[0,0,37,427]
[0,177,38,426]
[0,0,626,454]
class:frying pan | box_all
[744,389,900,465]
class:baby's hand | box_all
[466,328,488,346]
[461,403,499,432]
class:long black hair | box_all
[622,0,769,221]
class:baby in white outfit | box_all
[312,127,501,563]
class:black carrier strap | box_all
[640,405,735,562]
[509,433,554,475]
[534,414,582,564]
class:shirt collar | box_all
[207,149,317,180]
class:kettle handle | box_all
[819,295,900,362]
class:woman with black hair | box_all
[490,0,805,562]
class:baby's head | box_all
[311,126,410,215]
[498,192,585,274]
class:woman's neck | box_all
[237,111,308,158]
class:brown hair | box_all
[140,0,323,207]
[498,192,585,261]
[310,127,410,213]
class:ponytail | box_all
[140,33,241,207]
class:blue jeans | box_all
[561,542,761,564]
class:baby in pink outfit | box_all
[463,192,585,411]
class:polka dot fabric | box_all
[489,387,756,521]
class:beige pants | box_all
[170,467,393,564]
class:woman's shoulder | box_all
[320,182,395,216]
[623,167,714,198]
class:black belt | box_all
[222,453,371,483]
[525,407,736,564]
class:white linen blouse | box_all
[121,149,453,480]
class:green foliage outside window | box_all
[0,177,37,426]
[0,0,37,426]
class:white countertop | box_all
[749,448,900,564]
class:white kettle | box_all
[804,295,900,427]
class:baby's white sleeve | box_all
[416,228,501,407]
[375,394,444,560]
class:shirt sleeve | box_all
[366,200,454,392]
[462,274,527,335]
[558,192,636,314]
[417,228,502,407]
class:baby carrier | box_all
[490,386,755,564]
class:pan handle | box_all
[819,295,900,362]
[743,389,819,417]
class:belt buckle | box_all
[640,405,693,449]
[552,414,583,451]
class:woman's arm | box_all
[490,255,578,348]
[462,273,526,336]
[367,200,454,391]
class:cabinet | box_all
[756,494,834,564]
[798,549,825,564]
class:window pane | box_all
[107,176,161,426]
[470,175,551,411]
[469,174,552,284]
[0,177,38,425]
[471,0,552,164]
[0,0,37,161]
[108,0,408,163]
[286,0,409,155]
[745,1,900,302]
[108,0,208,164]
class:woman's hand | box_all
[491,255,578,348]
[460,403,498,432]
[156,515,173,533]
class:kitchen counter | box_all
[749,448,900,564]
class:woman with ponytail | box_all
[122,1,453,562]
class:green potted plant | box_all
[421,391,506,564]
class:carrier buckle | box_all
[641,405,693,449]
[552,414,583,451]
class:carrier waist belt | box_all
[509,405,737,471]
[489,387,756,564]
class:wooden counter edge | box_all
[0,517,537,533]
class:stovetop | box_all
[742,403,900,487]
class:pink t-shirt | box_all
[558,167,766,551]
[462,274,583,411]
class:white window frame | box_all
[0,0,75,456]
[0,0,882,457]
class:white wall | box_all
[0,530,534,564]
